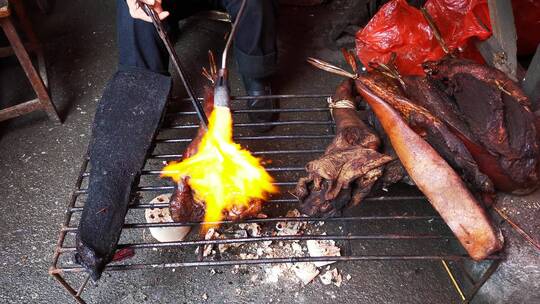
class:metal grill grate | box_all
[49,94,503,304]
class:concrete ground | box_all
[0,1,538,303]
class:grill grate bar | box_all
[164,120,334,129]
[50,255,504,275]
[144,166,305,175]
[170,94,333,102]
[50,93,502,303]
[155,134,335,144]
[56,234,457,254]
[148,149,326,159]
[61,215,443,230]
[74,181,302,194]
[165,108,331,117]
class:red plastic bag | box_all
[424,0,491,49]
[356,0,491,75]
[355,0,442,75]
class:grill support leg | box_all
[51,273,87,304]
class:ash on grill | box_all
[154,207,347,286]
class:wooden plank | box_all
[522,45,540,110]
[485,0,518,80]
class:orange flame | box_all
[161,106,278,229]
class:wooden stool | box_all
[0,0,60,123]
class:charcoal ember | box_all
[295,80,393,217]
[426,59,539,193]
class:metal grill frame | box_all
[49,94,503,304]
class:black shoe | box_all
[242,76,280,133]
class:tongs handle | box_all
[138,1,209,128]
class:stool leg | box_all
[10,0,40,48]
[0,17,60,123]
[10,0,49,84]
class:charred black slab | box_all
[75,69,171,280]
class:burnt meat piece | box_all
[367,109,411,188]
[169,177,205,222]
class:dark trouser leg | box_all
[219,0,279,79]
[216,0,280,130]
[117,0,168,74]
[116,0,212,74]
[116,0,278,78]
[116,0,179,74]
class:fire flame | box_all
[161,106,277,228]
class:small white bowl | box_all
[145,194,191,242]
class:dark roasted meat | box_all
[76,70,171,280]
[168,86,264,223]
[402,76,494,194]
[425,59,539,193]
[361,72,494,194]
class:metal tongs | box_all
[140,0,248,125]
[139,1,209,128]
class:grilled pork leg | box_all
[295,80,394,216]
[169,87,213,223]
[355,78,503,261]
[168,86,264,222]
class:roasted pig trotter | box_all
[169,177,205,222]
[168,87,213,223]
[295,80,393,216]
[168,72,265,222]
[355,79,503,260]
[76,70,171,280]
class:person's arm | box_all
[126,0,169,22]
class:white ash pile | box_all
[195,209,350,286]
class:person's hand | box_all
[126,0,169,22]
